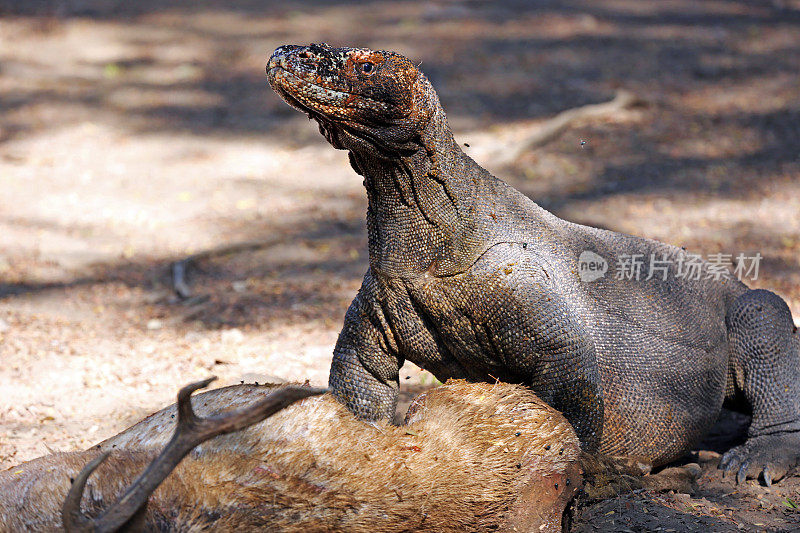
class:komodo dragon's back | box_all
[267,43,800,485]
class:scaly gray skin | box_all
[267,43,800,485]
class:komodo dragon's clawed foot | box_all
[719,432,800,486]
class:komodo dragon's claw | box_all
[719,432,800,486]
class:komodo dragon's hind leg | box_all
[721,289,800,485]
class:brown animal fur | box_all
[0,380,581,532]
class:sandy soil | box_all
[1,1,799,531]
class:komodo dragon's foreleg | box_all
[722,289,800,485]
[328,273,402,421]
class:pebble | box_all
[221,328,244,343]
[232,280,248,293]
[697,450,721,463]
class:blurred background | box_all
[1,0,799,468]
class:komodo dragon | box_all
[267,43,800,485]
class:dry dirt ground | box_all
[1,0,799,531]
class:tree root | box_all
[493,90,642,166]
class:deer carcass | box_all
[0,379,581,532]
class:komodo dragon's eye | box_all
[360,62,375,75]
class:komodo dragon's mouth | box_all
[267,68,319,117]
[268,68,349,148]
[268,65,390,122]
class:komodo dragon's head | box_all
[267,43,441,155]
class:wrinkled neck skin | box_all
[339,106,487,280]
